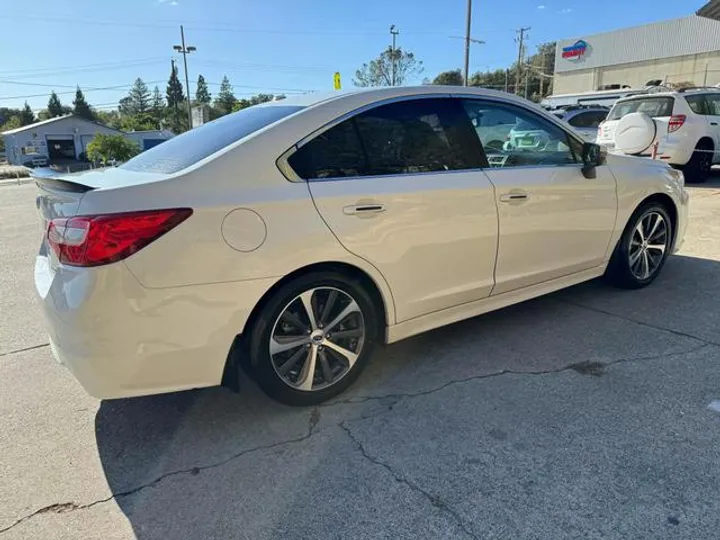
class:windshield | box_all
[607,97,674,121]
[121,104,304,174]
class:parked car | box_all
[34,86,688,406]
[551,105,609,142]
[597,87,720,182]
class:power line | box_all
[0,57,168,78]
[0,81,165,101]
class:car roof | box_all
[263,85,540,110]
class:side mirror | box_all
[581,142,603,179]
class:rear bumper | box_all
[35,255,276,399]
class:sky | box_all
[0,0,697,113]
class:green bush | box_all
[86,134,139,165]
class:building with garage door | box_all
[1,115,174,166]
[553,2,720,95]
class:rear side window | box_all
[685,94,710,115]
[568,111,607,128]
[607,97,674,121]
[121,105,304,174]
[290,98,479,179]
[703,94,720,115]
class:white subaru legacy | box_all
[35,86,689,406]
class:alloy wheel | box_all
[269,287,365,392]
[628,211,669,280]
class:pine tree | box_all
[214,75,237,115]
[151,86,165,128]
[47,91,64,118]
[73,87,94,120]
[166,61,185,108]
[127,78,151,114]
[195,74,211,105]
[20,102,35,125]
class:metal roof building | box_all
[553,4,720,94]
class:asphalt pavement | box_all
[1,179,720,540]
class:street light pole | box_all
[464,0,472,86]
[390,25,399,86]
[174,25,196,129]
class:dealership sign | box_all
[562,40,588,60]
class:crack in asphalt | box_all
[1,317,715,534]
[0,411,323,535]
[321,342,714,408]
[0,343,49,358]
[340,422,480,540]
[555,298,720,347]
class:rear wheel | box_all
[605,203,673,289]
[682,140,713,183]
[249,272,378,406]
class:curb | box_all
[0,177,33,187]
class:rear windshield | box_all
[607,97,674,121]
[121,104,304,174]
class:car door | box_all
[290,97,498,323]
[692,93,720,163]
[460,99,617,295]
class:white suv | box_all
[597,88,720,182]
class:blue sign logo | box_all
[562,40,588,60]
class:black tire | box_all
[249,271,379,406]
[605,202,673,289]
[682,140,713,183]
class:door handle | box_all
[711,122,719,126]
[343,203,386,215]
[499,192,529,203]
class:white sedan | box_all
[35,86,689,405]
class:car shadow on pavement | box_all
[94,254,720,540]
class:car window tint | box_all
[607,97,674,121]
[353,99,475,176]
[462,100,577,168]
[685,95,709,115]
[702,94,720,115]
[290,98,477,179]
[121,105,304,174]
[569,111,607,128]
[288,120,366,179]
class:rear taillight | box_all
[668,115,686,133]
[47,208,192,267]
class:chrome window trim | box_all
[276,92,592,183]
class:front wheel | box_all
[605,203,673,289]
[249,272,378,406]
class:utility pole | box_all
[515,26,530,96]
[390,25,399,86]
[524,69,530,99]
[173,25,196,129]
[505,68,509,93]
[463,0,472,86]
[538,54,545,98]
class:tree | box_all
[195,74,211,105]
[151,86,165,128]
[430,69,464,86]
[0,116,22,152]
[232,93,277,112]
[354,47,423,87]
[124,78,151,115]
[47,91,65,118]
[86,133,139,164]
[20,102,35,125]
[72,87,94,120]
[95,110,123,130]
[215,76,237,114]
[166,61,185,108]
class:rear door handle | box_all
[711,122,719,126]
[343,203,386,215]
[499,192,529,203]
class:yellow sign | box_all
[333,72,341,90]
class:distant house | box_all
[1,115,174,166]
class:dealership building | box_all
[1,115,173,167]
[553,1,720,94]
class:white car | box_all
[35,86,689,406]
[598,88,720,182]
